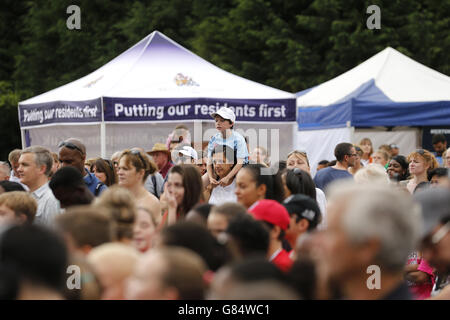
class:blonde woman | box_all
[117,149,161,224]
[403,149,439,194]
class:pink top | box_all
[406,252,435,300]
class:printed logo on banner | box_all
[174,73,199,87]
[84,75,104,88]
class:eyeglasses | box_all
[58,141,85,155]
[347,153,358,157]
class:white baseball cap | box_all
[211,107,236,123]
[178,146,198,160]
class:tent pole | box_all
[20,129,25,149]
[100,97,106,158]
[349,124,355,143]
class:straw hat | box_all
[147,143,171,160]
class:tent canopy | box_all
[19,31,295,127]
[297,47,450,129]
[18,31,296,158]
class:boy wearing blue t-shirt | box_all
[207,107,249,187]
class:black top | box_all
[381,282,413,300]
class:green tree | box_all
[0,81,22,159]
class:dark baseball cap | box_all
[283,194,321,231]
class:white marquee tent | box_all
[19,31,296,161]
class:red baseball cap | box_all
[248,200,291,230]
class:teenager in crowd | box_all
[359,137,373,166]
[159,164,204,226]
[235,164,284,210]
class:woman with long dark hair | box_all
[282,168,316,201]
[160,164,204,226]
[206,145,237,205]
[235,163,284,209]
[91,158,117,186]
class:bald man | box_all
[58,138,107,196]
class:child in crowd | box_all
[206,107,249,187]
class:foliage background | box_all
[0,0,449,159]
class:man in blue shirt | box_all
[313,142,355,192]
[58,138,107,196]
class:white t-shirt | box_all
[316,188,327,229]
[361,158,370,167]
[209,179,237,206]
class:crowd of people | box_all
[0,106,449,300]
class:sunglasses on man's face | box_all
[58,141,84,155]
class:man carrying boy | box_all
[207,107,248,187]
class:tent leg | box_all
[21,129,25,149]
[100,97,106,158]
[101,122,106,158]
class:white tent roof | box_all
[21,31,293,105]
[297,47,450,107]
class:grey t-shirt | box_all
[144,172,164,198]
